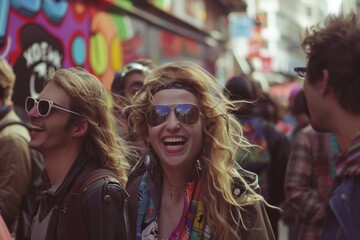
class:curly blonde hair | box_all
[45,68,131,186]
[128,62,265,239]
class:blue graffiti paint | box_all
[10,0,67,24]
[42,0,68,24]
[71,35,86,66]
[0,0,10,46]
[10,0,41,17]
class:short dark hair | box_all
[290,90,309,117]
[225,76,255,101]
[302,12,360,114]
[224,76,256,116]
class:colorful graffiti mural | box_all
[1,0,144,107]
[1,0,206,108]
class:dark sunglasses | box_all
[146,104,201,127]
[25,97,82,117]
[294,67,306,79]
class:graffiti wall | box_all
[0,0,206,108]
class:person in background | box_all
[111,59,155,161]
[26,68,131,239]
[225,76,291,239]
[297,12,360,239]
[253,88,281,126]
[288,89,311,145]
[253,89,294,135]
[0,57,32,236]
[126,62,275,240]
[111,59,155,103]
[283,87,332,240]
[283,85,302,131]
[285,124,339,240]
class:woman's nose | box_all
[165,111,180,130]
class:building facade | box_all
[228,0,332,88]
[0,0,245,108]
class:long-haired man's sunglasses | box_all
[146,103,200,127]
[25,96,82,117]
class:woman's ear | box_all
[72,119,89,137]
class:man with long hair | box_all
[26,68,131,239]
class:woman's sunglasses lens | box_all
[25,98,35,112]
[38,100,51,116]
[147,105,170,126]
[176,104,199,125]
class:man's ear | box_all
[72,119,89,137]
[319,69,331,95]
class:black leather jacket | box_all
[27,151,130,240]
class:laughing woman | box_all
[126,62,275,240]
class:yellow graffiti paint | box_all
[111,35,123,71]
[89,32,107,75]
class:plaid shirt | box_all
[285,125,339,240]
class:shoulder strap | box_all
[63,168,120,240]
[0,120,31,132]
[70,169,119,194]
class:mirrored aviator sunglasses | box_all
[25,96,82,117]
[146,103,200,127]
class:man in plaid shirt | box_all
[285,125,338,240]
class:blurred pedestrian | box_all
[297,12,360,239]
[283,84,302,131]
[285,125,339,240]
[111,59,155,161]
[26,68,131,239]
[225,76,291,239]
[126,62,275,239]
[288,89,311,145]
[0,57,32,236]
[283,88,331,240]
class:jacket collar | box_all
[36,151,98,220]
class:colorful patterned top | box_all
[136,172,210,240]
[236,118,271,200]
[126,155,276,240]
